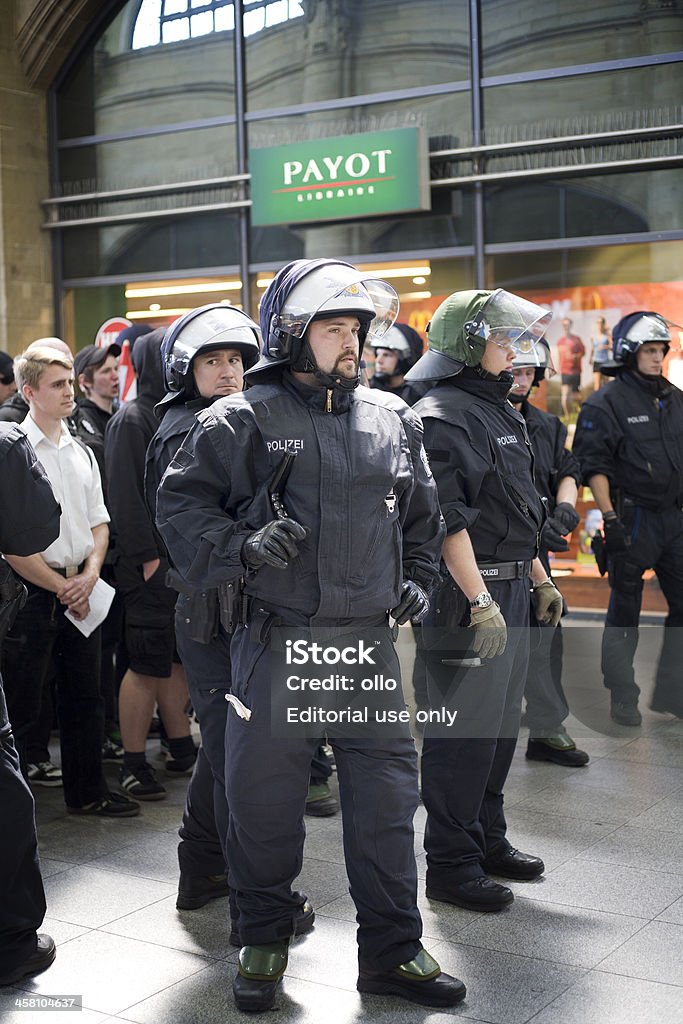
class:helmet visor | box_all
[166,307,260,375]
[511,339,556,376]
[625,314,673,346]
[278,269,399,343]
[465,290,552,357]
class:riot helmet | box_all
[160,304,261,406]
[406,288,552,383]
[370,322,424,384]
[610,311,673,371]
[510,338,555,397]
[249,258,399,391]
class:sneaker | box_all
[27,761,63,788]
[120,762,166,801]
[101,737,125,763]
[68,792,140,817]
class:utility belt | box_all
[477,560,532,581]
[53,561,86,578]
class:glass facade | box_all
[48,0,683,349]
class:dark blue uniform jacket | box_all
[572,371,683,511]
[156,372,444,624]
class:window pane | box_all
[266,2,289,28]
[162,17,191,42]
[246,0,469,112]
[191,11,214,36]
[487,241,683,292]
[132,0,162,49]
[58,2,236,138]
[58,126,238,201]
[482,0,683,75]
[244,7,265,35]
[164,0,188,14]
[485,169,683,245]
[483,65,683,144]
[215,5,235,30]
[62,213,243,279]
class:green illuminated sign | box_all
[249,127,430,226]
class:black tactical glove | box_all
[242,518,307,570]
[390,580,430,625]
[553,502,581,534]
[540,516,570,552]
[603,512,629,554]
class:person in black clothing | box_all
[157,259,465,1013]
[146,305,332,924]
[146,305,260,914]
[572,311,683,725]
[73,342,125,760]
[369,321,426,404]
[0,423,60,986]
[105,329,195,801]
[73,343,121,478]
[406,289,563,913]
[508,342,589,766]
[0,351,16,405]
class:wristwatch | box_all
[469,591,493,610]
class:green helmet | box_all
[405,288,552,382]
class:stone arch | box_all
[16,0,131,88]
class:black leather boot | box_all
[232,941,289,1013]
[357,948,466,1007]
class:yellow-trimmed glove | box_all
[469,601,507,659]
[532,579,563,626]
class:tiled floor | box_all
[3,617,683,1024]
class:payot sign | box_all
[250,127,430,226]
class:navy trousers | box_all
[225,620,422,972]
[602,504,683,708]
[2,584,105,809]
[421,578,531,884]
[0,681,45,977]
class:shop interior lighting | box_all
[125,281,242,298]
[127,307,192,319]
[399,291,432,301]
[359,266,431,280]
[412,276,427,285]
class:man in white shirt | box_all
[1,347,139,817]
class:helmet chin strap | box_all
[290,335,362,391]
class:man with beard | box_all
[156,259,465,1013]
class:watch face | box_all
[472,592,492,609]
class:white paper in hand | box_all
[64,577,115,637]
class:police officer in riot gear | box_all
[147,305,257,905]
[406,289,563,912]
[508,341,589,766]
[156,259,466,1013]
[147,305,316,937]
[369,321,425,404]
[573,311,683,725]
